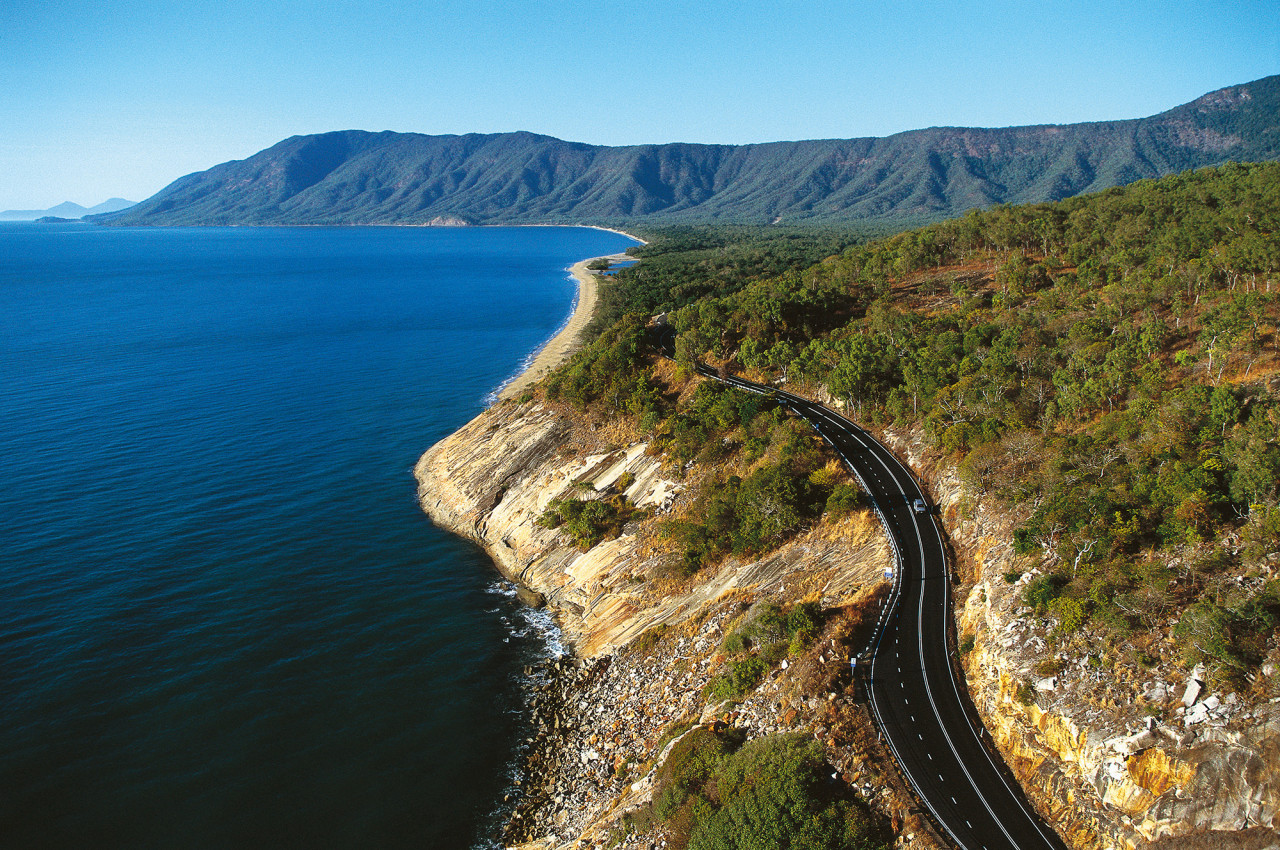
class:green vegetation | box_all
[545,313,663,423]
[544,161,1279,692]
[107,76,1278,227]
[536,494,642,550]
[537,160,1279,695]
[704,656,771,703]
[661,412,838,576]
[706,602,824,702]
[658,161,1280,685]
[652,729,887,850]
[1171,577,1280,675]
[590,226,875,334]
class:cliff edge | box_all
[414,398,929,848]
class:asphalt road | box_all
[691,361,1067,850]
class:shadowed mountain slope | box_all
[102,76,1280,227]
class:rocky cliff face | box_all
[415,399,887,657]
[417,395,1279,850]
[414,399,931,848]
[881,426,1280,850]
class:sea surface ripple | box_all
[0,223,636,848]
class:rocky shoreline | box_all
[497,595,942,850]
[415,398,915,847]
[419,393,1280,849]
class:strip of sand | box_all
[496,252,633,401]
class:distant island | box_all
[97,75,1278,228]
[2,198,136,222]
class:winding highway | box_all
[670,338,1067,850]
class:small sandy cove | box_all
[497,252,633,401]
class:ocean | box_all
[0,223,638,848]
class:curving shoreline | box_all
[495,250,634,401]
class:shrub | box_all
[786,602,822,641]
[710,602,827,702]
[705,657,768,702]
[682,734,888,850]
[825,483,862,517]
[721,630,748,655]
[1023,572,1067,613]
[537,495,640,549]
[653,727,739,821]
[1049,596,1088,634]
[721,601,821,656]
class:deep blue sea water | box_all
[0,223,637,848]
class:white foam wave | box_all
[511,606,566,659]
[485,580,566,659]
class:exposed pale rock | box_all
[416,401,887,658]
[416,400,899,848]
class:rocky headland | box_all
[416,391,1280,849]
[415,396,943,848]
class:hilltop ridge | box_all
[2,198,135,221]
[100,76,1280,228]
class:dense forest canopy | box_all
[549,161,1280,690]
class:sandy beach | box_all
[496,251,633,401]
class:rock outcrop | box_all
[415,399,913,848]
[415,399,887,657]
[417,394,1279,849]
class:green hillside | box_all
[101,76,1280,228]
[556,160,1280,690]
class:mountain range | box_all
[99,75,1279,228]
[2,198,136,222]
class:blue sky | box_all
[2,0,1277,209]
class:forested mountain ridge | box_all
[101,75,1279,227]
